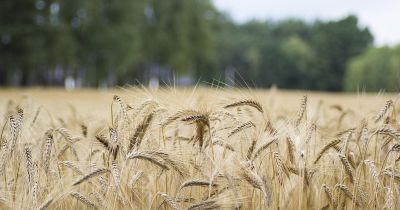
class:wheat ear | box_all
[224,99,263,113]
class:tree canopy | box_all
[0,0,388,91]
[345,45,400,92]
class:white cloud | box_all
[213,0,400,46]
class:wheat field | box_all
[0,87,399,210]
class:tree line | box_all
[0,0,398,91]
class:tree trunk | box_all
[0,67,7,86]
[20,68,29,86]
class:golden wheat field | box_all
[0,87,399,210]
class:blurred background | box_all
[0,0,399,91]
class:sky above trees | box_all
[213,0,400,45]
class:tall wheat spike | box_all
[187,199,220,210]
[322,184,337,207]
[253,138,277,160]
[180,179,217,189]
[224,100,264,113]
[128,113,154,151]
[241,164,271,207]
[294,95,307,127]
[126,151,169,170]
[273,151,285,185]
[314,138,341,164]
[113,95,128,123]
[364,160,380,188]
[158,192,179,210]
[336,184,360,206]
[375,100,393,123]
[42,130,54,173]
[228,121,255,137]
[338,154,354,183]
[70,192,98,209]
[374,125,400,140]
[59,161,84,175]
[24,144,34,184]
[73,168,109,186]
[111,161,121,187]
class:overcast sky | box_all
[213,0,400,46]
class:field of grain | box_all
[0,88,399,210]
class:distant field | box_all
[0,88,398,209]
[0,87,394,114]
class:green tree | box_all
[256,20,312,88]
[278,35,317,88]
[58,0,146,86]
[214,20,273,87]
[140,0,217,82]
[0,1,377,90]
[310,15,373,91]
[0,0,47,85]
[345,45,400,92]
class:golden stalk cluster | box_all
[0,90,399,210]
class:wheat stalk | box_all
[157,192,179,210]
[113,95,128,123]
[180,179,217,189]
[364,160,380,188]
[73,168,109,186]
[286,137,296,165]
[212,139,235,151]
[30,105,42,127]
[126,151,169,170]
[181,113,209,127]
[228,121,255,137]
[111,161,121,188]
[305,123,316,143]
[224,99,263,113]
[70,191,98,209]
[253,138,277,160]
[246,139,257,160]
[59,161,84,175]
[55,127,75,144]
[128,113,154,151]
[95,134,110,150]
[322,184,337,207]
[294,95,307,127]
[373,125,400,140]
[162,110,199,129]
[42,130,54,173]
[383,187,394,210]
[314,138,341,164]
[24,144,34,185]
[338,154,354,183]
[129,171,144,188]
[273,151,285,185]
[336,184,359,206]
[375,100,393,123]
[241,164,271,207]
[187,199,220,210]
[36,197,53,210]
